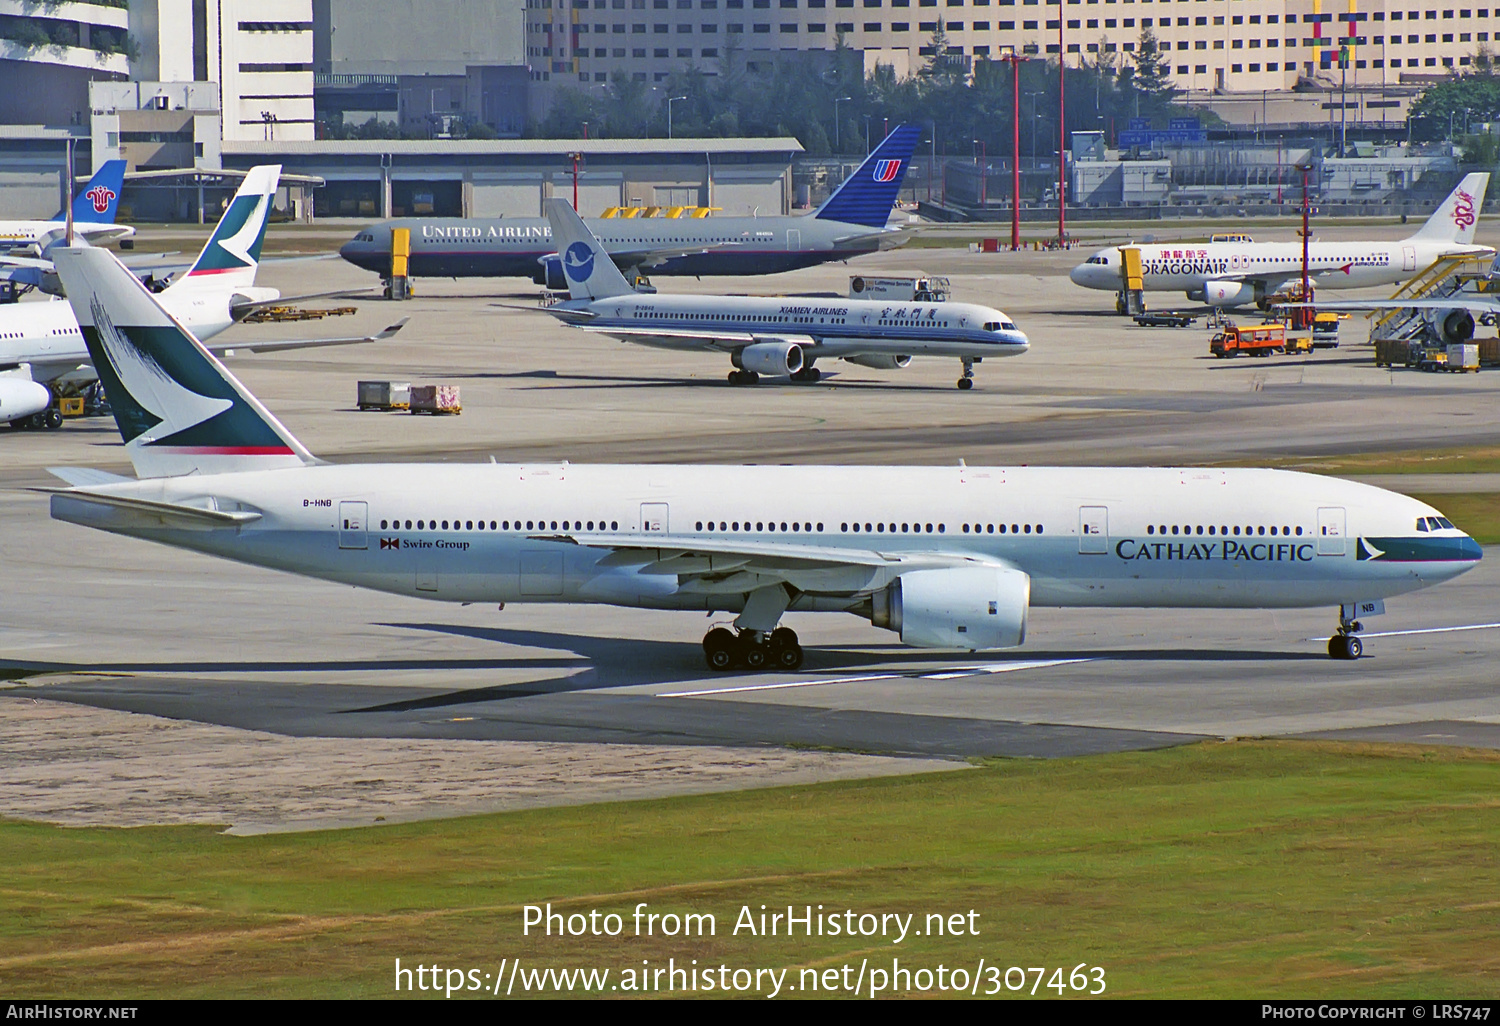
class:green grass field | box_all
[2,740,1498,999]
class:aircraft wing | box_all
[1281,296,1500,314]
[607,240,740,269]
[540,530,1009,595]
[229,286,380,318]
[581,325,819,352]
[204,318,408,356]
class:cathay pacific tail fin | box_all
[1411,172,1489,246]
[542,198,637,300]
[170,164,280,290]
[50,246,316,479]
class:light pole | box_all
[999,50,1025,250]
[833,96,851,151]
[666,95,687,139]
[863,114,872,155]
[973,138,986,209]
[1058,13,1066,248]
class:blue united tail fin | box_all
[814,124,922,228]
[50,245,316,479]
[56,160,127,224]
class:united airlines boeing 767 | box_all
[46,244,1481,668]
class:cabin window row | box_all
[379,519,620,531]
[1147,524,1302,537]
[697,520,825,532]
[962,522,1043,534]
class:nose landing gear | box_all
[957,358,975,390]
[1328,613,1364,660]
[702,626,803,672]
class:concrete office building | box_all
[526,0,1496,100]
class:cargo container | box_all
[357,381,411,410]
[1447,343,1480,372]
[409,384,461,414]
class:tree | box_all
[1130,27,1180,110]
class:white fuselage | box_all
[53,464,1479,622]
[561,292,1029,360]
[0,277,267,386]
[0,220,133,253]
[1070,237,1494,304]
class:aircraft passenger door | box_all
[1403,246,1417,272]
[787,229,800,251]
[1317,507,1347,556]
[1078,506,1109,555]
[339,500,368,550]
[641,502,669,533]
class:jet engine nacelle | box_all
[842,353,912,371]
[734,340,804,376]
[228,287,283,322]
[1424,308,1477,344]
[869,566,1030,651]
[1200,280,1260,308]
[0,374,52,424]
[536,255,566,290]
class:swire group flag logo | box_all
[872,159,903,184]
[86,185,116,215]
[380,537,400,550]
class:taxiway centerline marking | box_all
[1308,621,1500,642]
[657,658,1093,698]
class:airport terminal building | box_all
[528,0,1496,98]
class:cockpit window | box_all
[1436,516,1454,530]
[1416,518,1429,532]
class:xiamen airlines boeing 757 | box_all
[536,198,1028,389]
[47,245,1481,667]
[1071,173,1493,309]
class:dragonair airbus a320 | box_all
[44,245,1481,668]
[1070,173,1493,309]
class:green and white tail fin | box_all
[166,164,281,293]
[541,198,636,300]
[51,245,316,479]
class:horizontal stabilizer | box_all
[46,467,131,488]
[47,489,262,527]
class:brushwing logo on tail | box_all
[563,241,595,282]
[88,295,232,444]
[872,159,903,184]
[189,194,269,275]
[85,186,116,215]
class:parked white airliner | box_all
[0,160,131,255]
[1,165,404,428]
[45,244,1481,667]
[536,199,1028,389]
[1070,173,1493,309]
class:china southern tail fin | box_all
[56,159,127,223]
[814,124,922,228]
[1411,172,1489,246]
[51,246,316,479]
[169,164,280,291]
[542,198,637,300]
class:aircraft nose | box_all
[1069,263,1089,286]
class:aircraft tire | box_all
[43,408,63,430]
[957,377,974,391]
[740,636,768,670]
[703,628,738,671]
[1327,634,1363,660]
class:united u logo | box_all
[872,160,902,183]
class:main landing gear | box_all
[702,626,803,672]
[1328,612,1364,660]
[6,408,63,431]
[727,369,759,385]
[957,358,975,390]
[790,366,821,383]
